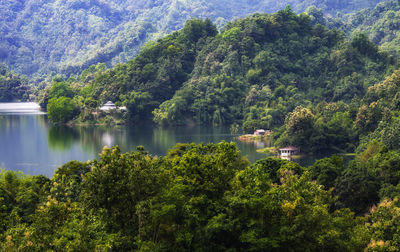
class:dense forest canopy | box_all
[336,0,400,57]
[4,1,400,250]
[1,142,400,250]
[0,0,386,79]
[0,64,29,102]
[39,7,399,157]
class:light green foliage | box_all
[338,0,400,57]
[47,97,77,123]
[50,161,90,202]
[0,170,50,239]
[48,81,74,100]
[224,165,364,251]
[364,198,400,250]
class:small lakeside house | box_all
[254,129,266,136]
[100,101,116,111]
[279,146,300,157]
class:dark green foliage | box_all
[309,154,345,189]
[0,170,51,234]
[3,141,400,250]
[33,8,395,154]
[81,146,163,241]
[0,65,29,102]
[242,119,271,133]
[333,141,400,215]
[335,160,380,214]
[249,157,290,183]
[86,19,218,121]
[122,91,158,122]
[153,8,392,129]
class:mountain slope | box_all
[0,0,385,79]
[337,0,400,57]
[42,7,394,136]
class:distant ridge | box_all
[0,0,385,80]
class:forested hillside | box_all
[5,2,400,250]
[0,64,29,102]
[41,7,398,156]
[0,0,384,79]
[338,0,400,56]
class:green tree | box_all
[47,97,77,123]
[309,155,345,189]
[81,146,163,249]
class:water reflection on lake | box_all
[0,103,346,177]
[0,103,270,176]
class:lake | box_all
[0,103,336,177]
[0,103,277,177]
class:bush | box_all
[47,96,78,123]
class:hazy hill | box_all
[337,0,400,56]
[0,0,385,79]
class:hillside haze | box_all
[0,0,384,79]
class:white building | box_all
[100,101,116,111]
[279,146,300,157]
[254,129,266,136]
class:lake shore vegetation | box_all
[38,7,400,156]
[1,141,400,250]
[5,1,400,250]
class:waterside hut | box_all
[100,101,116,111]
[254,129,272,136]
[279,146,300,157]
[254,129,266,136]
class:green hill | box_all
[43,7,395,140]
[337,0,400,56]
[0,0,385,79]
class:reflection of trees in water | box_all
[37,114,50,129]
[47,126,80,151]
[0,115,23,132]
[152,126,178,152]
[48,125,123,153]
[74,126,129,154]
[0,115,48,134]
[152,125,234,153]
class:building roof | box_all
[104,101,115,106]
[100,101,117,111]
[255,129,266,132]
[279,146,299,151]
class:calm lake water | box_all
[0,103,277,177]
[0,103,334,177]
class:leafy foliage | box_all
[338,0,400,57]
[2,141,400,250]
[0,0,384,79]
[47,97,78,123]
[0,64,29,102]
